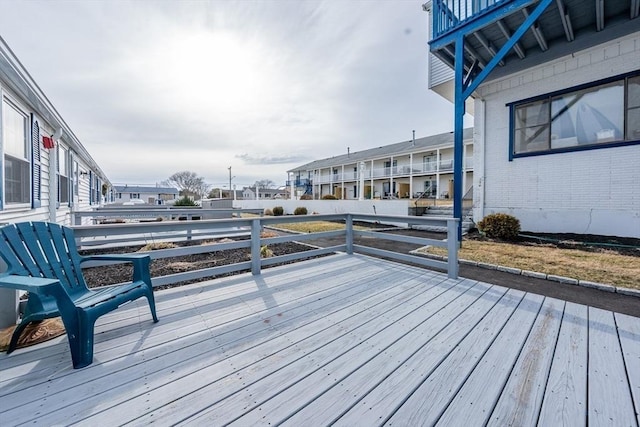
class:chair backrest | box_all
[0,222,89,296]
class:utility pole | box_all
[228,166,232,199]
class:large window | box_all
[2,98,30,205]
[511,72,640,157]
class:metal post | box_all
[345,214,354,255]
[251,218,261,275]
[447,218,459,279]
[453,34,466,243]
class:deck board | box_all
[615,313,640,427]
[487,297,564,426]
[0,253,638,427]
[588,308,638,426]
[537,302,588,426]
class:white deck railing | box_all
[73,214,459,286]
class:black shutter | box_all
[56,142,60,208]
[89,170,94,205]
[31,115,42,208]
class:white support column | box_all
[462,147,467,200]
[409,153,414,198]
[290,173,295,200]
[358,161,365,201]
[436,148,441,199]
[341,164,345,200]
[370,159,375,199]
[390,156,394,197]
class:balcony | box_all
[430,0,639,84]
[1,213,638,424]
[286,178,311,188]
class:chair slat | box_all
[1,225,43,277]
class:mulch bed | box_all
[80,239,320,290]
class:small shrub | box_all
[322,194,337,200]
[300,194,313,200]
[294,206,308,215]
[263,208,274,216]
[477,213,521,240]
[138,242,177,252]
[272,206,284,216]
[173,196,197,206]
[260,245,274,258]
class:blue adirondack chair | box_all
[0,222,158,368]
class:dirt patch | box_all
[80,239,320,290]
[465,230,640,257]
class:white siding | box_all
[429,53,454,88]
[476,33,640,237]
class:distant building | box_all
[288,129,473,200]
[242,187,289,200]
[113,185,179,205]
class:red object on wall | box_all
[42,136,55,149]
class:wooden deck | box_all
[1,254,638,426]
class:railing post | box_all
[447,218,459,279]
[251,218,261,275]
[345,214,354,255]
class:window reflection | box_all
[512,75,639,156]
[551,82,623,148]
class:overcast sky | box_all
[0,0,471,189]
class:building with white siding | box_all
[0,36,110,226]
[113,185,179,205]
[425,0,640,238]
[288,129,473,201]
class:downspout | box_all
[49,128,63,223]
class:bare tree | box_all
[254,179,276,189]
[165,171,209,199]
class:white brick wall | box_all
[475,33,640,238]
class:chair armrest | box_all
[0,274,62,295]
[0,274,76,320]
[80,253,150,263]
[80,254,152,284]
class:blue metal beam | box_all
[450,0,553,242]
[462,0,554,99]
[453,33,466,242]
[430,0,538,50]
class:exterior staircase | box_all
[412,205,474,234]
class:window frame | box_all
[508,70,640,160]
[57,143,70,207]
[1,94,32,209]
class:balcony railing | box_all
[313,161,471,183]
[72,213,460,281]
[286,179,311,187]
[432,0,510,39]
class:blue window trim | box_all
[508,69,640,161]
